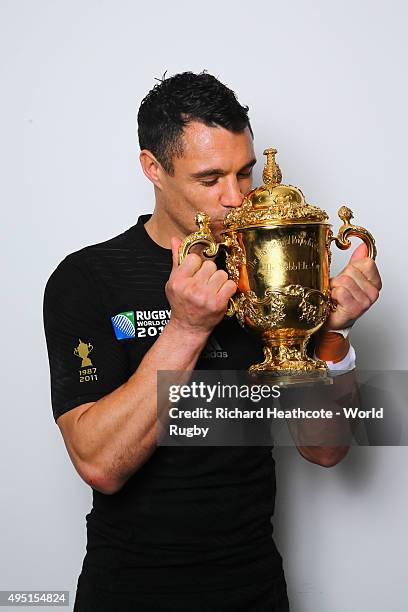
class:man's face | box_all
[156,121,256,240]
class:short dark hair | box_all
[137,71,252,174]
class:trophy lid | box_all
[224,148,329,230]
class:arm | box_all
[290,367,360,468]
[293,243,382,467]
[57,239,236,495]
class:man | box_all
[43,71,381,611]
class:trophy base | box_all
[249,340,333,387]
[250,370,333,388]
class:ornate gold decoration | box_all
[234,286,330,332]
[178,212,221,260]
[224,148,329,230]
[224,195,328,229]
[224,231,245,285]
[74,339,93,367]
[296,286,331,325]
[249,343,327,375]
[262,148,282,186]
[178,212,239,316]
[234,290,287,331]
[178,148,377,382]
[334,205,377,259]
[325,227,333,266]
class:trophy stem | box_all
[249,335,329,385]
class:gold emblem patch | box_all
[74,339,93,367]
[74,339,98,383]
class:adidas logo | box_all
[202,336,228,359]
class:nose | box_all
[220,177,244,209]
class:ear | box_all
[139,149,166,189]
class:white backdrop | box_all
[1,1,407,610]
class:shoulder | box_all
[45,224,139,292]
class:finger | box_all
[350,242,368,262]
[332,268,379,305]
[207,269,229,291]
[331,275,372,310]
[330,286,360,324]
[331,285,369,320]
[193,259,218,283]
[171,237,183,268]
[216,279,237,307]
[348,259,382,291]
[177,252,203,277]
[338,253,382,291]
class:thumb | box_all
[170,237,182,268]
[350,242,368,262]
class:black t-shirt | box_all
[43,215,283,593]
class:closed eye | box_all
[200,178,219,187]
[200,169,253,187]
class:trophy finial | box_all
[338,205,354,225]
[263,148,282,186]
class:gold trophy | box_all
[179,149,376,382]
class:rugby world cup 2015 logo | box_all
[111,311,136,340]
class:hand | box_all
[323,243,382,331]
[165,238,237,337]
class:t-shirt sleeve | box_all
[43,254,130,422]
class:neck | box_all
[144,198,187,249]
[143,213,165,248]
